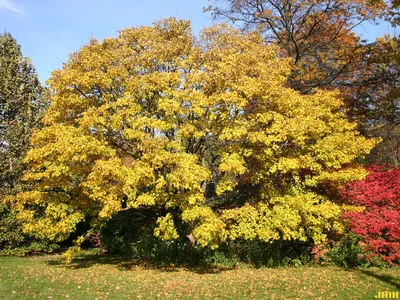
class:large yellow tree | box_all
[13,19,377,250]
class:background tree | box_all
[13,19,376,254]
[206,0,387,93]
[0,32,50,255]
[388,0,400,25]
[346,36,400,166]
[0,32,45,196]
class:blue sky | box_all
[0,0,396,84]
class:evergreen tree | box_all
[0,32,44,196]
[0,32,52,255]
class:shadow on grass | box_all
[355,269,400,290]
[46,253,235,274]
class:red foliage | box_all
[341,165,400,264]
[88,232,104,248]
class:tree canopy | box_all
[206,0,388,93]
[207,0,400,168]
[347,36,400,166]
[13,19,378,250]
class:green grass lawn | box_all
[0,252,399,299]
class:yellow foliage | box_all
[154,213,179,240]
[222,193,346,245]
[182,206,227,248]
[12,18,378,252]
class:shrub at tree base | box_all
[0,203,58,256]
[12,18,378,257]
[98,208,313,267]
[341,165,400,265]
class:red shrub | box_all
[341,165,400,264]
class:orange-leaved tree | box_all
[206,0,388,93]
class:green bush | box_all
[233,239,313,267]
[319,233,389,268]
[99,208,193,264]
[0,203,58,256]
[99,208,313,267]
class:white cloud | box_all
[0,0,22,13]
[60,31,70,37]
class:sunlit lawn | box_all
[0,252,399,299]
